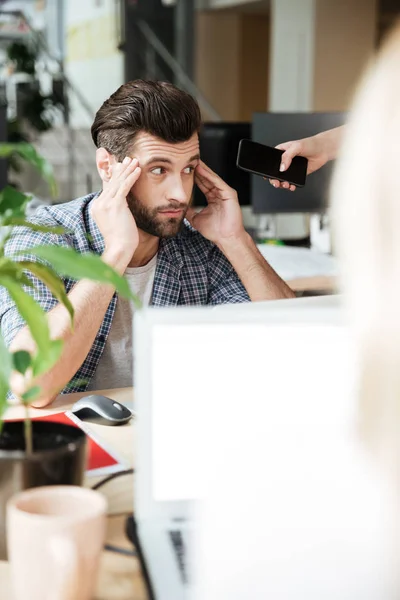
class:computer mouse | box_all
[71,394,133,426]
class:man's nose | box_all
[168,176,187,204]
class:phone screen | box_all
[236,139,308,187]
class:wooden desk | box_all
[0,388,146,600]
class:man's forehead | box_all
[133,132,199,159]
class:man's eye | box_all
[151,167,165,175]
[183,166,194,174]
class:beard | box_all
[126,191,189,238]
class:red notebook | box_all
[32,411,128,477]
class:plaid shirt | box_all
[0,192,249,393]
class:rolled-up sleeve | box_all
[207,245,250,305]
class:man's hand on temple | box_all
[91,156,141,273]
[188,161,246,247]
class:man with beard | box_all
[0,80,293,406]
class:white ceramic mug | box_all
[7,485,107,600]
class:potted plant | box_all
[0,142,138,558]
[6,40,64,134]
[6,41,36,76]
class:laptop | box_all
[133,295,349,599]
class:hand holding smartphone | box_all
[236,139,308,188]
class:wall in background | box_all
[313,0,378,111]
[240,14,269,120]
[195,10,269,121]
[65,0,123,128]
[195,12,242,120]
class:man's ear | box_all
[96,148,117,183]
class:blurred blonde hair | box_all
[331,20,400,466]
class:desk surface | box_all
[288,274,335,293]
[0,388,146,600]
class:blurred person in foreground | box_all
[330,21,400,595]
[332,21,400,465]
[255,23,400,596]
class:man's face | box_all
[126,132,200,238]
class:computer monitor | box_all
[194,122,251,207]
[251,112,346,214]
[134,294,343,516]
[134,295,393,598]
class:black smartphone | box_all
[236,139,308,187]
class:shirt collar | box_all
[158,236,183,273]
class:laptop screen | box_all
[150,322,351,503]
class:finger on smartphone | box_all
[278,143,300,172]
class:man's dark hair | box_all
[91,80,202,160]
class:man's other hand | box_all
[187,161,245,246]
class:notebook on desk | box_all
[32,412,127,476]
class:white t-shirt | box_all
[87,253,157,391]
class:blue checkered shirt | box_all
[0,192,249,393]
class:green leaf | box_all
[64,378,88,390]
[16,246,140,305]
[0,334,11,422]
[0,143,57,198]
[18,260,74,322]
[0,333,12,381]
[21,386,41,403]
[0,143,26,159]
[0,275,51,352]
[1,217,66,236]
[0,277,64,377]
[31,339,63,377]
[0,186,30,219]
[0,230,14,258]
[0,259,35,288]
[0,376,9,428]
[12,350,31,375]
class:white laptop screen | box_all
[150,322,351,503]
